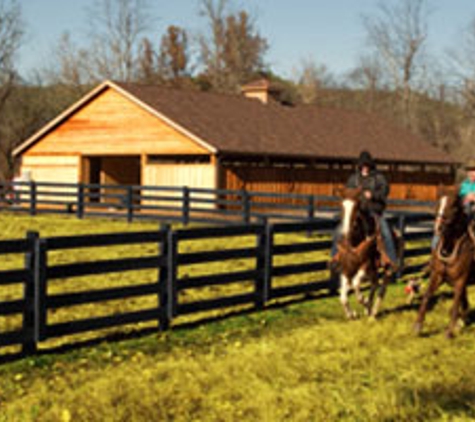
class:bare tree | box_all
[363,0,430,126]
[448,17,475,116]
[86,0,155,82]
[136,37,159,84]
[0,0,23,110]
[46,32,92,89]
[294,58,334,104]
[0,0,24,179]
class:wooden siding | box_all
[25,88,209,156]
[22,155,80,184]
[21,155,79,202]
[143,162,216,189]
[222,164,452,201]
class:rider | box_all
[331,150,398,269]
[431,159,475,250]
[459,159,475,221]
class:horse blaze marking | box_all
[342,199,355,237]
[438,196,448,218]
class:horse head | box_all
[436,185,465,237]
[338,187,374,245]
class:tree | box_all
[86,0,155,82]
[0,0,23,110]
[0,0,24,179]
[362,0,430,126]
[294,58,335,104]
[158,25,191,85]
[198,0,268,92]
[137,37,159,84]
[46,32,92,89]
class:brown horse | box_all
[334,187,399,319]
[414,186,474,338]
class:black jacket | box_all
[346,169,389,215]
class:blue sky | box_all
[17,0,475,80]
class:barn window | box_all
[147,155,211,164]
[424,165,452,174]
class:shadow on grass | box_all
[404,383,475,418]
[0,289,337,365]
[378,291,454,319]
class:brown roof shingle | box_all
[14,80,455,165]
[115,81,454,165]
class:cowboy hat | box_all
[357,150,375,169]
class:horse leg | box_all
[371,267,392,318]
[340,274,356,319]
[414,271,441,335]
[364,269,378,316]
[352,268,368,308]
[460,285,470,326]
[446,277,467,339]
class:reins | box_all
[436,232,470,264]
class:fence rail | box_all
[0,214,434,358]
[0,181,435,225]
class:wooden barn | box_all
[13,79,457,201]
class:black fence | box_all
[0,215,433,358]
[0,181,435,225]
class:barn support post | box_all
[307,195,315,220]
[29,181,37,216]
[241,190,251,223]
[397,215,406,280]
[126,186,134,222]
[22,231,39,355]
[76,183,85,219]
[182,186,190,226]
[306,195,315,237]
[158,224,171,330]
[33,238,48,343]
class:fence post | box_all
[29,181,37,216]
[182,186,190,226]
[256,218,272,308]
[126,186,134,223]
[397,215,406,280]
[167,228,179,319]
[22,231,39,355]
[76,183,85,219]
[34,238,48,343]
[241,190,251,224]
[158,224,171,330]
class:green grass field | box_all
[0,213,474,421]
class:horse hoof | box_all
[445,330,455,340]
[413,322,422,336]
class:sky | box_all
[16,0,475,81]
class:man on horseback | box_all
[331,150,398,270]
